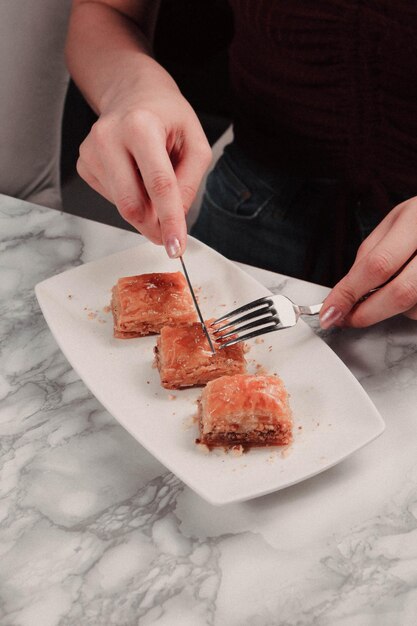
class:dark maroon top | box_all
[228,0,417,196]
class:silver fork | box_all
[212,282,387,348]
[211,294,323,348]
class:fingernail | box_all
[320,305,343,329]
[165,236,181,259]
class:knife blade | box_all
[179,255,216,354]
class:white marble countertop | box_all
[1,193,417,626]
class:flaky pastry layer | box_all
[111,272,196,338]
[155,322,246,388]
[197,374,292,448]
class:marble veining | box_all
[1,195,417,625]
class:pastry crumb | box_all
[168,394,177,401]
[255,337,264,344]
[103,305,111,314]
[230,445,244,457]
[196,443,210,454]
[280,445,292,458]
[182,415,196,430]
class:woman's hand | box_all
[320,196,417,328]
[66,0,211,257]
[77,70,212,256]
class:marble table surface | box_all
[1,193,417,626]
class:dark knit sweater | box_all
[229,1,417,199]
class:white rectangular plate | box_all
[35,237,385,505]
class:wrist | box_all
[98,54,180,115]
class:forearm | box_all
[65,0,176,114]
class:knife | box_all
[179,255,216,354]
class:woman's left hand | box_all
[320,195,417,328]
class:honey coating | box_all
[111,272,196,337]
[160,321,243,368]
[198,374,292,446]
[117,272,194,321]
[156,322,246,388]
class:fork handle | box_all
[297,303,323,316]
[299,286,381,315]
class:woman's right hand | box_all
[76,61,212,257]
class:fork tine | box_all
[211,296,272,325]
[218,324,284,349]
[212,305,273,334]
[215,314,280,341]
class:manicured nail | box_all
[320,305,343,329]
[165,236,181,259]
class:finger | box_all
[80,146,163,245]
[354,208,399,262]
[344,255,417,327]
[174,135,211,212]
[131,129,188,257]
[80,124,164,243]
[320,206,417,328]
[100,147,163,245]
[77,157,113,203]
[404,304,417,320]
[78,133,108,189]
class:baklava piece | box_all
[154,322,246,389]
[197,374,292,448]
[111,272,196,338]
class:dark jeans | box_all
[191,142,411,286]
